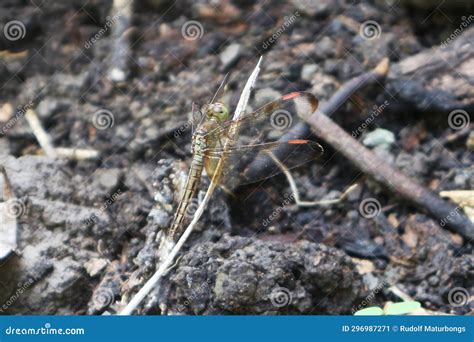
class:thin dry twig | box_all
[25,109,57,158]
[54,147,100,160]
[268,151,358,207]
[107,0,134,83]
[0,166,18,260]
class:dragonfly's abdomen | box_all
[168,133,206,241]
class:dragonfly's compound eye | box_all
[207,103,229,122]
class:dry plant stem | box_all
[268,151,357,206]
[107,0,133,83]
[261,57,472,239]
[0,166,18,260]
[118,179,219,315]
[25,109,57,158]
[306,110,474,240]
[54,147,100,160]
[119,58,263,315]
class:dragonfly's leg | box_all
[162,255,184,276]
[267,151,358,207]
[217,184,237,199]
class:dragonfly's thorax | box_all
[191,118,222,159]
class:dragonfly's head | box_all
[205,103,229,122]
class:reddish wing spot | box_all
[288,139,309,144]
[282,92,301,101]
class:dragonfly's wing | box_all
[203,140,323,188]
[203,91,318,144]
[201,91,319,188]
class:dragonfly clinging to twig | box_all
[168,59,322,241]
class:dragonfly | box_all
[168,62,322,242]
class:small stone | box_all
[96,168,121,190]
[84,258,108,277]
[291,0,338,17]
[0,103,13,121]
[346,184,362,201]
[362,128,395,148]
[254,88,281,106]
[219,43,242,70]
[301,64,320,81]
[36,99,71,119]
[467,131,474,151]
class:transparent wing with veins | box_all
[202,91,321,188]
